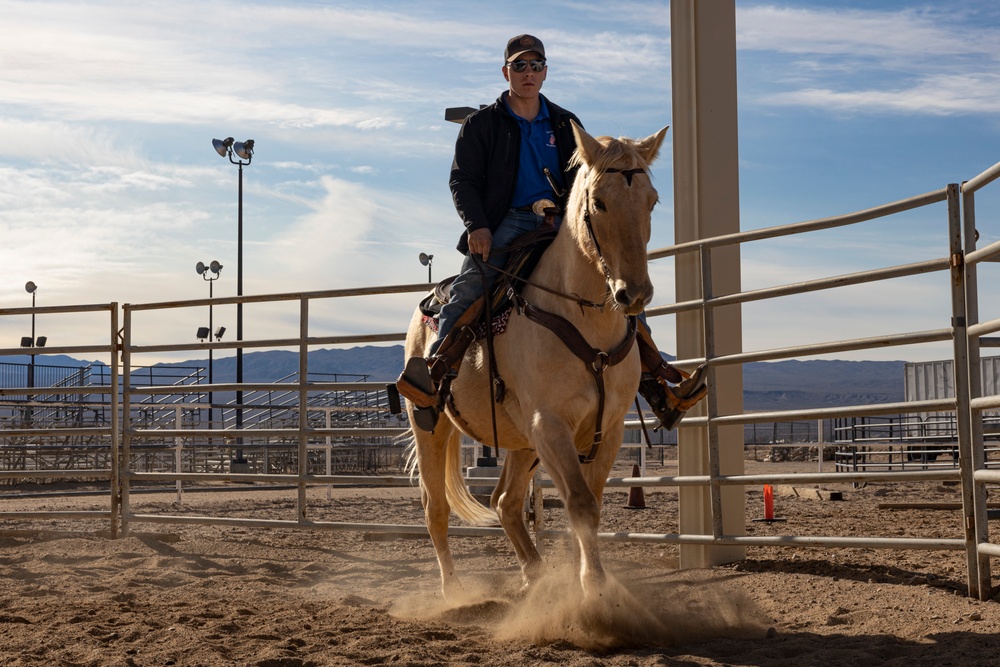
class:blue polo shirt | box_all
[505,94,564,209]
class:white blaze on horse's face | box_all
[570,122,669,316]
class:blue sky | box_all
[1,0,999,364]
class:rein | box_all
[486,230,606,313]
[494,263,605,313]
[491,164,649,314]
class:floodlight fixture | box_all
[212,137,234,158]
[35,336,46,348]
[215,326,226,341]
[197,260,223,279]
[20,336,32,348]
[25,281,37,294]
[419,253,434,283]
[233,140,254,161]
[196,327,210,341]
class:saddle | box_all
[417,225,558,334]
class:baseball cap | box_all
[505,34,545,62]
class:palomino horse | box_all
[404,121,669,600]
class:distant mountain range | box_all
[5,346,906,412]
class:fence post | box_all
[947,183,980,599]
[960,183,993,599]
[110,304,121,538]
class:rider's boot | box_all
[635,325,709,431]
[396,298,484,432]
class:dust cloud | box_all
[390,560,771,650]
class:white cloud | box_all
[738,5,996,59]
[738,4,1000,116]
[766,73,1000,116]
[0,118,143,168]
[258,175,458,291]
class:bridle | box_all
[581,166,648,285]
[507,163,650,464]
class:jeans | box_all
[431,209,558,353]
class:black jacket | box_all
[448,92,583,254]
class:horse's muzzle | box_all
[613,281,653,315]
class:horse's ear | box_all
[571,120,602,167]
[636,126,669,165]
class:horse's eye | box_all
[593,198,606,212]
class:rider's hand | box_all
[468,228,493,260]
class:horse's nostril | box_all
[615,288,630,305]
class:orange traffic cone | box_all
[625,463,646,509]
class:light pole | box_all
[25,281,36,391]
[212,136,254,465]
[21,281,46,424]
[196,261,223,437]
[419,253,434,283]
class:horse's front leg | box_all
[491,448,543,589]
[533,411,606,597]
[582,419,625,507]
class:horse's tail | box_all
[400,429,420,480]
[443,429,497,526]
[402,427,496,527]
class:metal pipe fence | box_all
[2,161,1000,599]
[637,164,999,599]
[0,303,120,535]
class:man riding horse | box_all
[397,34,705,431]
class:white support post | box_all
[671,0,746,567]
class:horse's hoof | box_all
[581,569,609,601]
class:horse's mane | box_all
[567,135,651,175]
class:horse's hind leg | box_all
[491,449,543,589]
[413,424,463,599]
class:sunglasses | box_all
[507,59,546,73]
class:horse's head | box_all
[567,122,668,316]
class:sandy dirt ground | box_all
[2,455,1000,667]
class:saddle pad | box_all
[421,307,512,339]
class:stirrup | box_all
[396,357,445,432]
[411,406,439,433]
[396,356,439,408]
[638,364,708,431]
[659,365,708,430]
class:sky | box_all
[2,0,1000,366]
